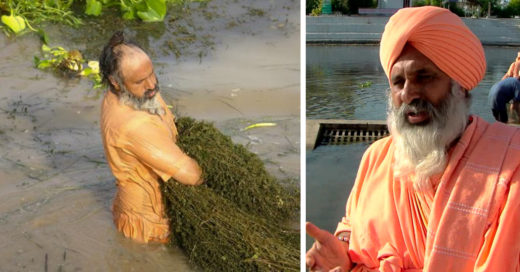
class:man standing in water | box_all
[99,31,203,243]
[306,7,520,271]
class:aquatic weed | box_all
[162,117,299,271]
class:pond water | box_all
[305,44,520,250]
[0,0,299,271]
[307,44,519,121]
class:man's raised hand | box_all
[306,222,352,272]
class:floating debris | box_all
[243,122,277,131]
[359,81,373,88]
[34,45,102,88]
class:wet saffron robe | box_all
[336,116,520,271]
[101,91,201,243]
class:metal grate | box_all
[316,123,389,146]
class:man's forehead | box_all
[120,46,149,65]
[391,46,439,75]
[119,46,152,77]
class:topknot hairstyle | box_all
[99,31,143,90]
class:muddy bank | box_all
[0,0,299,270]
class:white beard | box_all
[387,82,470,191]
[118,86,165,116]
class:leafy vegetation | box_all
[0,0,206,88]
[307,0,377,15]
[412,0,520,17]
[34,44,102,88]
[0,0,205,36]
[496,0,520,17]
[0,0,81,36]
[307,0,322,15]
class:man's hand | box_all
[306,222,352,272]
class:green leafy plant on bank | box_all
[0,0,81,36]
[34,44,102,88]
[85,0,205,22]
[1,11,26,34]
[86,0,169,22]
[0,0,204,36]
[2,0,206,88]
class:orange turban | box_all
[380,6,486,91]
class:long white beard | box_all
[118,86,165,116]
[387,82,470,191]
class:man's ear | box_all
[109,75,120,91]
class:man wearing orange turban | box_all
[306,6,520,272]
[99,31,203,243]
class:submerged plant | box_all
[162,117,299,271]
[359,81,373,88]
[85,0,208,21]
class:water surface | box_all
[307,44,518,121]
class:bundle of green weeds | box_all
[163,182,299,271]
[172,117,298,220]
[162,117,299,271]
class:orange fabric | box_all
[100,90,202,243]
[379,6,486,91]
[336,116,520,271]
[502,52,520,80]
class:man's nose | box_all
[144,77,156,90]
[401,81,422,104]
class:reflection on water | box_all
[307,44,518,122]
[306,143,368,250]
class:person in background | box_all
[488,77,520,123]
[502,51,520,80]
[488,51,520,123]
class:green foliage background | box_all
[307,0,378,14]
[0,0,203,36]
[306,0,519,16]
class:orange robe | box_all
[336,116,520,271]
[100,90,201,243]
[503,52,520,80]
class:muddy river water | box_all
[0,0,299,270]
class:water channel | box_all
[306,44,519,249]
[0,0,299,270]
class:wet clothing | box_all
[379,6,485,91]
[488,78,520,123]
[336,116,520,271]
[100,90,201,243]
